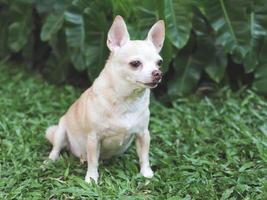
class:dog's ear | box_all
[147,20,165,52]
[107,15,130,51]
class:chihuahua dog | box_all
[45,15,165,183]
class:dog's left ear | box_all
[147,20,165,52]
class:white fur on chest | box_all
[96,90,150,159]
[107,106,148,133]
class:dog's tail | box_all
[45,125,58,145]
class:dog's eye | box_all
[129,60,141,68]
[157,60,163,66]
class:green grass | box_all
[0,63,267,200]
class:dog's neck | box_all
[92,62,150,105]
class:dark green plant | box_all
[0,0,267,97]
[0,0,33,59]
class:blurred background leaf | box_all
[0,0,267,98]
[164,0,193,49]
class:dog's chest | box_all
[99,106,148,159]
[110,110,144,132]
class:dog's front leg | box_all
[85,132,100,183]
[136,130,154,178]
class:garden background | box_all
[0,0,267,199]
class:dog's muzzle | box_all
[152,70,163,84]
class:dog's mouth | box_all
[137,81,160,88]
[144,82,158,88]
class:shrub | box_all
[0,0,267,97]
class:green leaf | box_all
[65,26,85,49]
[41,12,64,41]
[64,12,85,48]
[70,48,86,71]
[64,11,84,25]
[192,10,227,83]
[250,0,267,37]
[111,0,135,19]
[253,62,267,93]
[64,11,86,71]
[84,10,109,80]
[259,123,267,137]
[244,0,267,73]
[244,37,261,73]
[84,32,108,80]
[239,162,254,172]
[205,47,227,83]
[161,37,174,73]
[43,52,70,84]
[221,187,234,200]
[43,29,71,83]
[196,36,227,83]
[164,0,193,49]
[35,0,69,13]
[8,22,29,52]
[253,36,267,93]
[64,163,70,178]
[167,53,202,96]
[129,1,158,39]
[201,0,251,58]
[7,3,32,53]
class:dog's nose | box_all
[152,70,163,82]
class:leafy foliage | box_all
[164,0,193,49]
[0,0,267,97]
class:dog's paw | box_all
[85,170,98,184]
[48,151,59,161]
[141,167,154,178]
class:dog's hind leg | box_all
[46,121,67,161]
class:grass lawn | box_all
[0,63,267,200]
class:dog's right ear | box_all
[107,16,130,51]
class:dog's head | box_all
[107,16,165,89]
